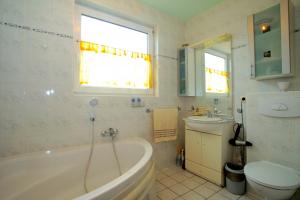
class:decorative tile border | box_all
[0,20,73,39]
[0,21,182,61]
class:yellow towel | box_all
[153,108,178,143]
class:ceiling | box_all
[139,0,224,21]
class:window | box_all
[75,5,154,95]
[204,50,229,94]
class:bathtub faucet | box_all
[101,128,119,138]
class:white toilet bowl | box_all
[244,160,300,200]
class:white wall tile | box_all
[246,92,300,171]
[0,0,185,169]
[183,0,300,123]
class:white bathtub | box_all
[0,137,154,200]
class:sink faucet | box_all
[213,98,220,114]
[101,128,119,138]
[207,111,213,118]
[213,107,219,114]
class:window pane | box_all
[204,52,228,94]
[204,53,225,71]
[81,52,150,89]
[81,15,148,53]
[79,15,152,90]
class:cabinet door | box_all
[185,130,202,164]
[178,48,195,96]
[247,0,293,80]
[201,133,222,171]
[178,49,187,95]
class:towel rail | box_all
[145,106,181,113]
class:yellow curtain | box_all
[79,41,152,89]
[205,67,229,93]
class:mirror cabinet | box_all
[247,0,295,80]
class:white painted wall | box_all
[0,0,185,168]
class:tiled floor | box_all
[150,165,256,200]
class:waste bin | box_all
[224,162,245,195]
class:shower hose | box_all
[83,119,122,193]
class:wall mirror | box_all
[194,34,232,115]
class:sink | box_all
[184,115,233,135]
[187,116,223,123]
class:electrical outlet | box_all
[131,97,145,107]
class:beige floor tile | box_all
[156,172,168,181]
[208,193,230,200]
[160,167,171,173]
[169,183,190,195]
[181,179,200,189]
[170,166,185,172]
[159,177,178,187]
[203,182,222,192]
[217,188,240,200]
[171,173,188,182]
[157,189,178,200]
[174,197,185,200]
[161,168,178,176]
[238,195,258,200]
[182,171,195,178]
[194,185,215,198]
[182,191,205,200]
[154,167,245,200]
[148,193,160,200]
[154,181,166,193]
[190,176,207,185]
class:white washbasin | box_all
[184,115,233,135]
[187,116,223,123]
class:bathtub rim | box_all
[0,137,153,200]
[0,137,149,163]
[121,161,155,200]
[74,137,153,200]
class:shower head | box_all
[89,98,98,107]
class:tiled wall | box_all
[245,91,300,198]
[1,0,299,171]
[246,92,300,171]
[0,0,185,167]
[184,0,300,198]
[184,0,300,122]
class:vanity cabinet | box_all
[178,48,195,96]
[185,125,232,186]
[248,0,294,80]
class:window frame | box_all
[74,4,154,96]
[203,49,229,96]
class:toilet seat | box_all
[244,160,300,190]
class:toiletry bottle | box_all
[176,154,180,166]
[181,149,185,170]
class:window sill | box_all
[205,92,229,97]
[73,85,154,96]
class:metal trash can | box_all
[224,163,245,195]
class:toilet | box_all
[244,160,300,200]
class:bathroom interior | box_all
[0,0,300,200]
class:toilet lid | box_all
[244,160,300,190]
